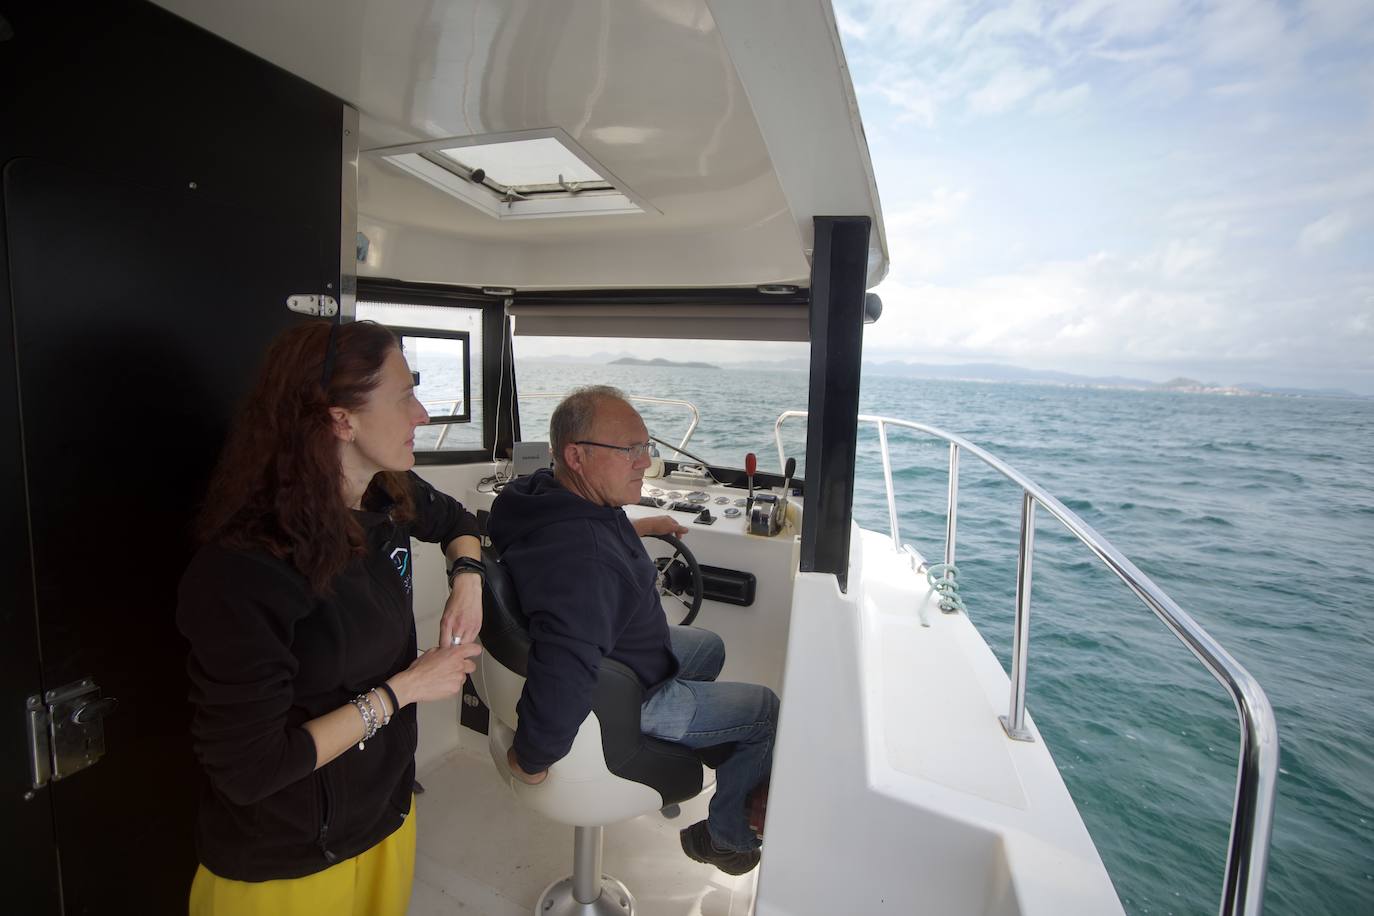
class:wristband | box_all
[379,681,401,717]
[447,555,486,586]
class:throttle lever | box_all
[745,452,757,509]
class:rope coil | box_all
[924,562,966,614]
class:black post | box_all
[799,216,870,592]
[483,305,520,455]
[502,313,522,448]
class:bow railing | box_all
[773,409,1279,916]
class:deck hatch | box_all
[373,129,650,221]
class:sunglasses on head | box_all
[320,322,420,391]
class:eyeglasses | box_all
[575,440,654,462]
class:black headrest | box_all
[479,546,531,676]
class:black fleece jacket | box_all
[490,468,678,772]
[176,472,479,881]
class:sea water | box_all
[496,361,1374,916]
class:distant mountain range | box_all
[859,362,1368,399]
[609,357,719,369]
[520,353,1368,399]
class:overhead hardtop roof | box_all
[152,0,887,293]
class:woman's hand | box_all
[388,642,482,707]
[439,572,483,647]
[632,515,688,538]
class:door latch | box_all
[25,678,117,790]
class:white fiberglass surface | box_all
[151,0,887,289]
[755,528,1123,916]
[876,608,1029,810]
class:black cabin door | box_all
[4,156,323,914]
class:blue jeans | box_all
[640,626,779,851]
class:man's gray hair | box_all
[550,385,628,471]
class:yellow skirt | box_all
[189,800,416,916]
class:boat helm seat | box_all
[477,545,715,914]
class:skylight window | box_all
[436,138,603,188]
[374,130,650,220]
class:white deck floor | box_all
[408,743,759,916]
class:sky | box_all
[840,0,1374,393]
[518,0,1374,394]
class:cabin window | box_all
[356,301,483,453]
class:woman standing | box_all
[177,320,484,915]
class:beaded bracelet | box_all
[352,693,379,749]
[369,687,392,725]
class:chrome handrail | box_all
[774,409,1279,916]
[421,399,465,449]
[520,392,701,452]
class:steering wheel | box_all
[647,533,704,626]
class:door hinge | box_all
[25,678,117,791]
[286,293,339,317]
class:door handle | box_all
[71,696,118,726]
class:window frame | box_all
[389,324,472,427]
[357,278,517,466]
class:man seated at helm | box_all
[489,385,778,876]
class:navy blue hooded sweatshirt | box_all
[490,468,678,772]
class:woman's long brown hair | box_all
[196,320,415,593]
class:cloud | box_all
[1123,64,1193,103]
[1032,82,1092,114]
[1169,169,1374,222]
[887,187,971,231]
[1159,239,1217,277]
[1196,0,1290,65]
[1301,0,1374,42]
[1207,80,1264,99]
[1051,0,1185,41]
[1298,210,1353,251]
[968,65,1054,115]
[1088,42,1180,65]
[834,7,869,42]
[1241,111,1279,134]
[867,71,939,126]
[865,238,1373,380]
[963,0,1044,44]
[867,0,965,47]
[832,0,1374,390]
[876,187,975,278]
[837,0,1360,127]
